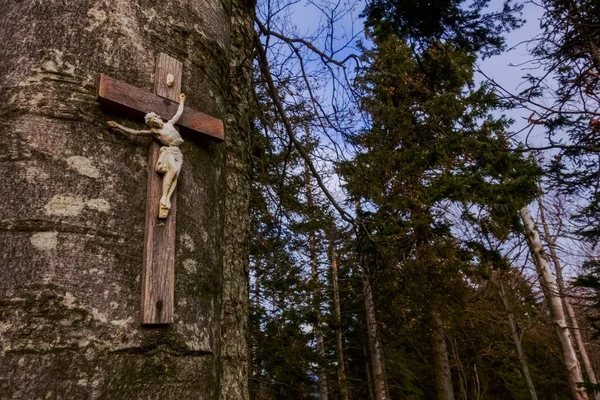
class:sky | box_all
[262,0,552,148]
[477,1,548,145]
[478,0,545,88]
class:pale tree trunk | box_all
[330,243,350,400]
[538,197,598,393]
[361,257,389,400]
[0,1,250,398]
[520,207,587,400]
[499,281,539,400]
[431,311,455,400]
[306,166,328,400]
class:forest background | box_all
[248,0,600,398]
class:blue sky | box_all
[479,0,545,87]
[478,1,547,145]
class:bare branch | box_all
[255,17,362,68]
[255,31,356,225]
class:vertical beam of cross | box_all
[140,53,182,325]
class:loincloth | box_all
[157,146,183,173]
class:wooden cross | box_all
[97,53,224,325]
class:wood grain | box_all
[154,53,182,101]
[97,73,224,142]
[140,53,181,325]
[141,141,177,324]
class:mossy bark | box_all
[0,0,251,398]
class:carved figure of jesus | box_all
[108,93,186,219]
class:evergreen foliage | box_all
[248,0,599,398]
[335,27,543,396]
[363,0,524,55]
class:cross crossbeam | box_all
[97,74,224,142]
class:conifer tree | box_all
[339,28,540,399]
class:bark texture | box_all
[431,311,455,400]
[520,207,587,400]
[361,258,389,400]
[0,1,249,398]
[219,0,255,397]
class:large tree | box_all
[339,31,540,399]
[0,1,253,398]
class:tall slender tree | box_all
[339,28,539,398]
[498,278,539,400]
[306,158,329,400]
[520,207,587,400]
[329,238,350,400]
[538,195,598,389]
[356,206,391,400]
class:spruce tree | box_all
[338,30,540,399]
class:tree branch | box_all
[254,32,356,225]
[255,17,362,68]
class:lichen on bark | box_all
[0,0,251,398]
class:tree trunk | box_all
[306,165,328,400]
[361,257,389,400]
[538,197,598,392]
[330,243,350,400]
[450,336,468,399]
[431,311,455,400]
[520,207,587,400]
[363,339,376,400]
[0,1,250,398]
[499,281,539,400]
[220,0,255,397]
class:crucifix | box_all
[97,53,224,325]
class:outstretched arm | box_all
[107,121,152,136]
[168,93,186,125]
